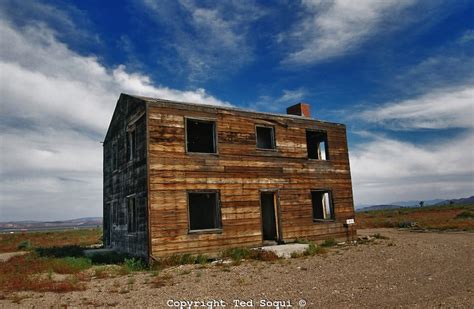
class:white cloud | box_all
[351,83,474,206]
[359,85,474,130]
[350,132,474,206]
[0,18,228,221]
[141,0,265,82]
[281,0,416,65]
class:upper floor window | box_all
[306,130,328,160]
[311,190,334,221]
[127,129,136,161]
[186,118,217,153]
[256,125,276,150]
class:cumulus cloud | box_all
[359,85,474,130]
[350,83,474,206]
[350,132,474,205]
[281,0,417,65]
[0,18,228,221]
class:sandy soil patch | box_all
[1,228,473,308]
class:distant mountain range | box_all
[356,195,474,212]
[0,217,102,232]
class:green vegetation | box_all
[157,253,211,267]
[124,258,147,272]
[321,238,337,247]
[17,240,32,251]
[220,247,279,262]
[455,210,474,220]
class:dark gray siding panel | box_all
[103,96,148,257]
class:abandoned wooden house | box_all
[103,93,356,259]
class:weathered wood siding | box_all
[103,95,148,257]
[146,99,356,258]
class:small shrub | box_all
[51,257,92,274]
[17,240,32,251]
[321,239,337,247]
[398,221,417,228]
[290,251,304,258]
[178,254,196,265]
[94,267,109,278]
[304,243,326,256]
[195,254,210,265]
[124,258,146,272]
[158,253,206,267]
[220,248,252,261]
[455,211,474,220]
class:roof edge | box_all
[123,93,346,127]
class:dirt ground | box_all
[1,228,473,308]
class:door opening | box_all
[260,191,280,243]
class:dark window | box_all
[306,130,329,160]
[127,129,136,161]
[127,196,138,233]
[112,142,118,171]
[256,126,275,149]
[312,190,334,220]
[186,119,216,153]
[188,192,221,231]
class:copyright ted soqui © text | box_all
[166,299,307,308]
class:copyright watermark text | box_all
[166,298,307,308]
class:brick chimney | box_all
[286,102,311,117]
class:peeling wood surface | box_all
[145,100,356,258]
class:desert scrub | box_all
[123,258,147,272]
[303,243,326,256]
[455,211,474,220]
[0,228,101,254]
[220,247,279,262]
[321,238,337,247]
[17,240,32,251]
[158,253,212,267]
[0,254,88,293]
[220,248,252,261]
[50,257,92,274]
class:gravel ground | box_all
[1,228,473,308]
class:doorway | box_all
[260,191,281,243]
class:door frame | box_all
[259,189,283,243]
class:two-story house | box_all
[103,93,356,260]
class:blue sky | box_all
[0,0,473,220]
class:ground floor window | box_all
[127,196,138,233]
[188,191,221,231]
[312,190,334,220]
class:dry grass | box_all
[0,228,102,253]
[356,204,474,230]
[0,254,91,293]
